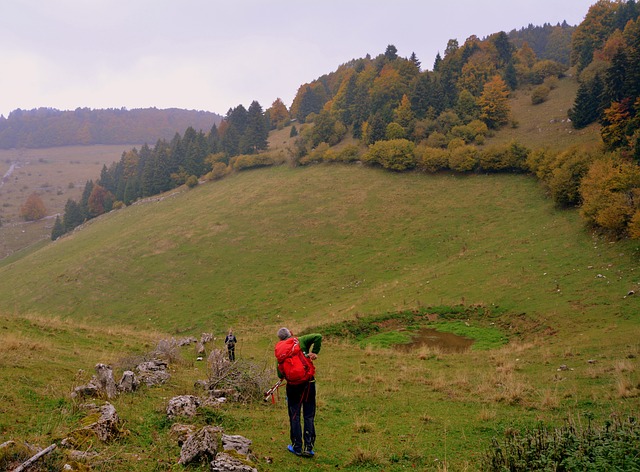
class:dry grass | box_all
[538,388,561,410]
[478,408,497,421]
[347,446,386,468]
[353,419,375,433]
[0,334,51,353]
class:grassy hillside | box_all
[0,164,638,471]
[488,76,602,151]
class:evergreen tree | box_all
[79,180,94,219]
[51,215,65,240]
[504,60,518,90]
[207,124,220,153]
[62,199,84,232]
[569,75,605,128]
[409,52,421,70]
[606,47,629,102]
[491,31,515,66]
[384,44,399,61]
[243,101,269,153]
[433,52,443,71]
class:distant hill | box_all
[0,107,222,149]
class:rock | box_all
[167,395,201,419]
[558,364,569,371]
[222,434,252,456]
[93,403,121,441]
[200,332,213,344]
[178,426,222,465]
[75,402,122,442]
[194,380,208,390]
[211,452,257,472]
[179,336,198,346]
[169,424,198,445]
[587,359,597,364]
[95,364,118,399]
[71,383,99,399]
[196,342,206,355]
[117,370,139,393]
[136,359,170,386]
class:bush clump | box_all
[482,415,640,471]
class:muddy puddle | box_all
[395,328,474,353]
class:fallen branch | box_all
[12,443,57,472]
[0,440,15,449]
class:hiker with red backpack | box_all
[274,327,322,458]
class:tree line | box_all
[51,2,640,241]
[0,107,221,149]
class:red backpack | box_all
[275,337,315,385]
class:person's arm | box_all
[299,333,322,357]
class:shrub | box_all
[385,122,406,140]
[417,146,449,173]
[531,84,551,105]
[448,145,477,172]
[333,144,362,163]
[208,161,230,180]
[547,150,594,206]
[363,139,416,171]
[482,415,640,471]
[531,59,566,83]
[230,154,275,171]
[479,142,530,173]
[185,175,199,188]
[299,142,330,165]
[425,131,448,148]
[580,156,640,237]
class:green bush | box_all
[185,175,199,188]
[482,415,640,471]
[230,154,275,171]
[531,84,551,105]
[363,139,416,171]
[425,131,448,148]
[478,142,530,173]
[417,145,449,173]
[448,144,477,172]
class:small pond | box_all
[395,328,474,353]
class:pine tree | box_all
[569,75,604,128]
[62,199,84,232]
[51,215,65,240]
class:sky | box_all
[0,0,597,118]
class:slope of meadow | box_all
[0,164,638,471]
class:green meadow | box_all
[0,164,639,471]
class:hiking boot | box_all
[287,445,302,456]
[302,449,315,458]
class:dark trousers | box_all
[286,380,316,453]
[227,346,235,361]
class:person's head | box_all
[228,329,233,335]
[277,327,291,340]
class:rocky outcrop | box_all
[178,425,222,465]
[136,359,170,386]
[167,395,201,418]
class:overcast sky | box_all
[0,0,596,118]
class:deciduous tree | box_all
[20,192,47,221]
[478,75,511,129]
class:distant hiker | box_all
[224,329,237,361]
[274,327,322,458]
